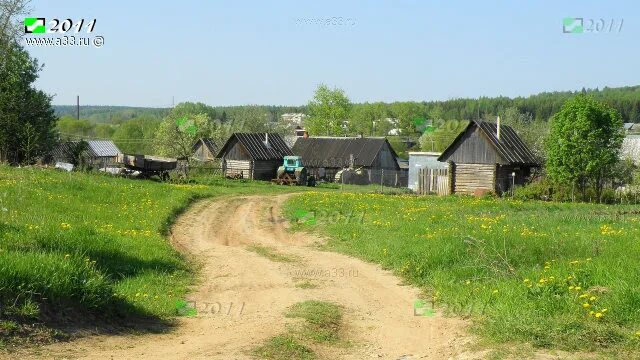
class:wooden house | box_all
[291,136,403,185]
[192,138,219,162]
[216,133,293,180]
[437,119,539,195]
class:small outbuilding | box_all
[216,133,293,180]
[50,140,121,169]
[192,138,219,162]
[438,119,539,195]
[407,152,447,191]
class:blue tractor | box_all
[273,156,315,186]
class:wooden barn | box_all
[291,136,402,185]
[216,133,293,180]
[192,138,218,162]
[438,119,539,195]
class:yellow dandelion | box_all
[595,312,603,318]
[492,289,499,294]
[569,286,575,290]
[589,296,596,301]
[583,303,590,308]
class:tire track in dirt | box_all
[15,195,480,360]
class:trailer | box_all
[117,154,177,181]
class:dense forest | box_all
[54,85,640,124]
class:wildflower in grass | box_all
[569,285,575,290]
[64,254,70,258]
[575,286,582,291]
[583,303,590,308]
[602,308,608,313]
[589,296,596,301]
[635,331,640,337]
[492,289,499,294]
[465,280,471,285]
[595,312,603,319]
[523,278,530,284]
[579,294,589,299]
[570,260,579,265]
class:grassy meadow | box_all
[284,192,640,354]
[0,166,299,342]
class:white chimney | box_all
[496,116,501,140]
[264,133,270,147]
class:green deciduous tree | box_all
[306,84,351,136]
[154,106,213,161]
[0,39,57,164]
[545,95,624,200]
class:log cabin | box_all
[438,119,539,195]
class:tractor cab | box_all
[283,156,303,171]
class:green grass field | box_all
[284,192,640,354]
[0,166,299,342]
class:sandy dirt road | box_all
[17,195,479,360]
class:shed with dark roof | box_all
[192,138,219,162]
[438,119,539,195]
[291,136,402,185]
[216,133,293,180]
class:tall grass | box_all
[0,166,297,327]
[285,192,640,353]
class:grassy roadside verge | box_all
[284,191,640,356]
[253,300,344,359]
[0,166,302,346]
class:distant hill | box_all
[53,85,640,123]
[53,106,170,123]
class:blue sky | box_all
[25,0,639,107]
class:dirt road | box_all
[21,195,478,360]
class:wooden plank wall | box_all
[417,168,450,195]
[452,163,496,194]
[224,159,252,179]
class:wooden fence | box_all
[417,168,450,195]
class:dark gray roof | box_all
[438,119,539,165]
[216,133,293,160]
[192,138,218,154]
[292,137,398,168]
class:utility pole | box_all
[76,95,80,120]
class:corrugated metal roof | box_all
[216,133,293,160]
[50,140,120,160]
[438,120,539,165]
[291,137,396,168]
[87,140,121,157]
